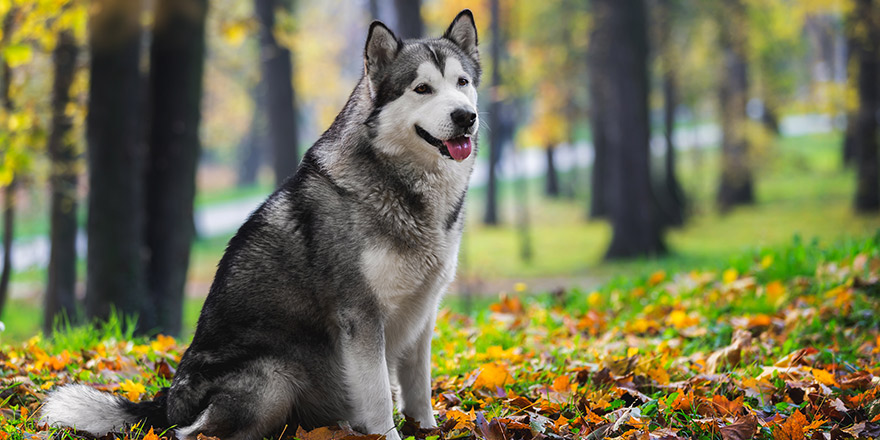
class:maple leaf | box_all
[772,409,807,440]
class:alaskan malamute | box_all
[42,9,480,440]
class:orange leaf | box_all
[772,409,807,440]
[672,391,695,411]
[143,427,159,440]
[712,394,744,417]
[551,375,570,393]
[473,362,513,390]
[648,270,666,286]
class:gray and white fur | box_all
[41,9,481,440]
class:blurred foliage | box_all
[0,0,87,186]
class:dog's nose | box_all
[451,108,477,129]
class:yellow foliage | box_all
[473,362,513,390]
[119,379,145,401]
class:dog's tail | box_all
[40,384,169,435]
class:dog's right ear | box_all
[364,21,401,79]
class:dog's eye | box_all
[457,77,469,87]
[413,84,432,94]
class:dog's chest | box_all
[360,230,458,316]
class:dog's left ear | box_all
[443,10,478,60]
[364,21,401,78]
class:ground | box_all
[1,236,878,440]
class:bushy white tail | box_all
[41,384,139,435]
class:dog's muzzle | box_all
[415,125,473,161]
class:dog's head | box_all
[363,10,481,166]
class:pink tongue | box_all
[443,137,472,161]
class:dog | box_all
[41,9,480,440]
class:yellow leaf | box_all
[221,21,248,46]
[811,368,838,387]
[761,255,774,268]
[150,334,176,353]
[667,309,699,329]
[473,362,513,390]
[514,282,527,293]
[587,291,602,308]
[446,409,474,430]
[120,379,145,401]
[723,268,739,284]
[648,367,670,385]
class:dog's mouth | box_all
[415,125,473,162]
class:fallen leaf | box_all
[706,329,752,373]
[772,409,807,440]
[721,414,758,440]
[143,427,159,440]
[473,362,513,390]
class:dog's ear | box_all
[364,21,401,78]
[443,9,478,60]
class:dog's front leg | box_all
[395,312,437,428]
[339,309,401,440]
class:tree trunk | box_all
[854,0,880,212]
[238,83,269,187]
[85,0,147,325]
[393,0,423,39]
[657,0,685,227]
[255,0,299,188]
[587,12,608,219]
[591,0,666,259]
[843,27,859,167]
[545,144,560,197]
[0,180,15,319]
[717,0,754,212]
[44,30,80,334]
[143,0,208,335]
[0,10,15,319]
[484,0,502,226]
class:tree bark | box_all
[545,144,560,197]
[592,0,666,259]
[853,0,880,212]
[843,27,859,167]
[0,10,15,319]
[238,83,269,187]
[393,0,423,39]
[484,0,502,226]
[44,30,80,334]
[255,0,299,188]
[85,0,147,325]
[0,180,15,319]
[717,0,754,212]
[143,0,208,335]
[587,11,608,220]
[657,0,685,227]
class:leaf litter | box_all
[2,241,880,439]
